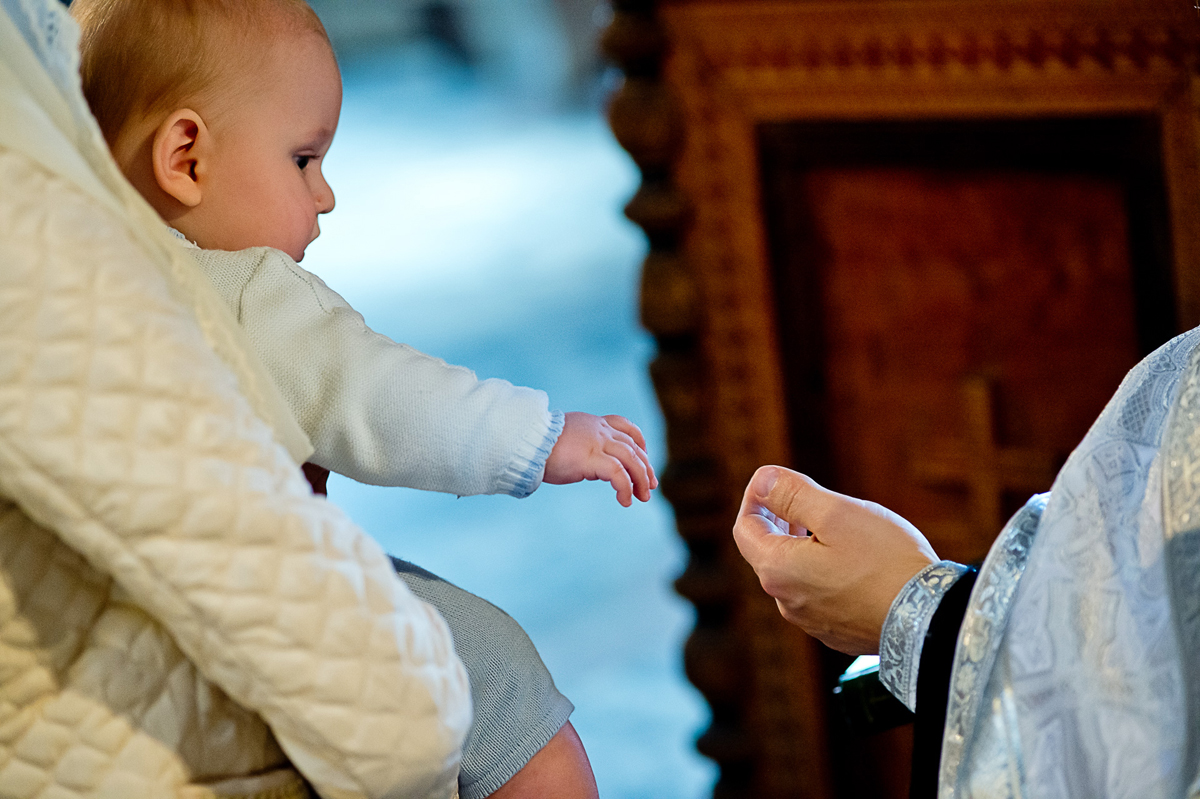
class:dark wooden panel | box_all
[760,119,1165,798]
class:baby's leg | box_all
[487,720,597,799]
[390,558,598,799]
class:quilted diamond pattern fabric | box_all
[0,147,471,798]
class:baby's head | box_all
[73,0,341,262]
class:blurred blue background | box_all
[299,6,717,796]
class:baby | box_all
[71,0,651,796]
[74,0,656,508]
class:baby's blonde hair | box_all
[72,0,330,146]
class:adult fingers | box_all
[732,507,785,559]
[738,466,805,528]
[734,471,815,558]
[732,503,819,588]
[746,466,848,542]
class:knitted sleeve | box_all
[192,247,561,497]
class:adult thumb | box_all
[751,465,829,531]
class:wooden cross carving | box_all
[912,376,1060,535]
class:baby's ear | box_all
[152,109,207,207]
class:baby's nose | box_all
[316,186,335,214]
[314,177,335,214]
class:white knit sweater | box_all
[187,245,564,498]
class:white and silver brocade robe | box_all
[881,328,1200,799]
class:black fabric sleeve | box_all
[909,567,978,798]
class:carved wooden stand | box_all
[603,3,766,796]
[604,2,1200,797]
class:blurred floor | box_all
[303,42,717,799]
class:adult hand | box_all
[733,465,939,655]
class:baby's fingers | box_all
[628,436,657,491]
[596,454,635,507]
[604,415,649,452]
[605,438,653,502]
[602,416,659,490]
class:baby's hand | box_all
[543,412,659,507]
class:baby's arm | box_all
[543,412,658,506]
[194,247,560,497]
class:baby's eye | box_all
[295,155,312,170]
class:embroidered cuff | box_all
[501,409,565,498]
[879,560,970,711]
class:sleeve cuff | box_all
[500,409,565,498]
[878,560,970,711]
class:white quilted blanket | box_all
[0,146,471,798]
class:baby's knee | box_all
[389,558,574,798]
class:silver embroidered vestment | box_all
[882,328,1200,798]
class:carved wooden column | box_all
[604,3,835,798]
[602,4,760,797]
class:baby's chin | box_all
[293,231,319,263]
